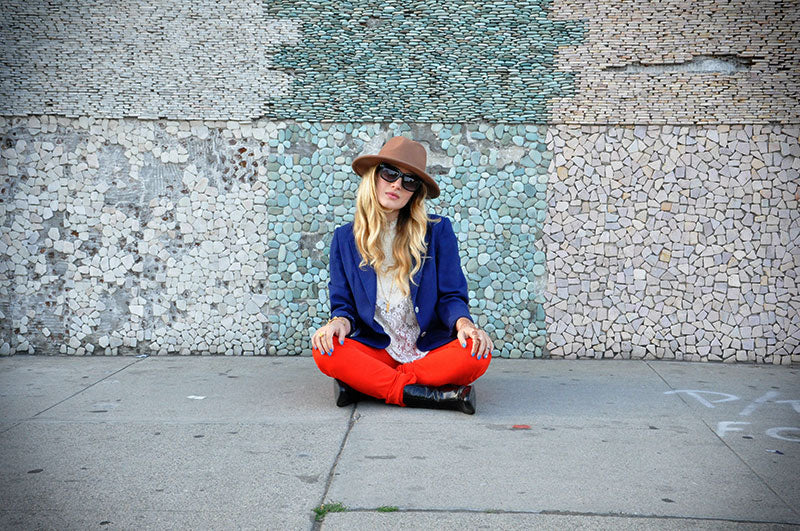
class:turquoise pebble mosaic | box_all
[265,0,584,122]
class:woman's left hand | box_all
[456,317,493,359]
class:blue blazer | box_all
[328,214,473,351]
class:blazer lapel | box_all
[411,229,433,306]
[350,237,377,321]
[410,267,422,306]
[358,265,376,320]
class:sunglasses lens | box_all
[402,175,421,192]
[378,165,400,183]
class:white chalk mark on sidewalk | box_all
[766,427,800,443]
[716,421,751,438]
[739,391,780,416]
[187,395,206,400]
[664,389,739,408]
[775,400,800,414]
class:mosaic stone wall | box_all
[265,0,584,122]
[549,0,800,124]
[0,117,549,357]
[0,1,299,121]
[3,0,797,125]
[545,125,800,364]
[0,0,584,123]
[1,1,798,363]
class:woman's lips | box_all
[386,192,399,199]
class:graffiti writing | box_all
[664,389,800,443]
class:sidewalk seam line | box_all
[342,507,799,525]
[312,403,357,530]
[0,356,148,435]
[644,360,800,520]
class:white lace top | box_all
[374,219,429,364]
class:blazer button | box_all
[421,331,426,337]
[415,306,419,313]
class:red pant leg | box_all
[401,338,491,387]
[312,338,416,405]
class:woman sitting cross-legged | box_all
[311,136,493,414]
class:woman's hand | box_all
[456,317,493,359]
[311,317,351,356]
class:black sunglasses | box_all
[377,163,423,193]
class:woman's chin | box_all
[379,201,402,212]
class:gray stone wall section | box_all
[544,125,800,364]
[0,1,298,120]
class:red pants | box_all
[312,337,490,406]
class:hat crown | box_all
[378,136,427,173]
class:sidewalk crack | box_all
[311,403,357,530]
[343,506,799,525]
[0,356,148,435]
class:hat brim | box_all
[352,155,440,199]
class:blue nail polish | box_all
[461,342,467,348]
[340,338,344,345]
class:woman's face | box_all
[375,166,415,213]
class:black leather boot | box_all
[334,379,369,407]
[402,384,476,415]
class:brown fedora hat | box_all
[351,136,440,199]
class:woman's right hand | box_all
[311,317,350,356]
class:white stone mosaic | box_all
[545,125,800,364]
[0,1,299,120]
[0,115,279,355]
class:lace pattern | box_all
[374,219,429,364]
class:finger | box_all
[475,336,485,358]
[480,334,490,358]
[325,329,335,355]
[457,328,468,348]
[470,333,480,357]
[478,332,491,359]
[336,324,345,345]
[311,331,320,353]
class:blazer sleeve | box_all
[434,216,473,332]
[328,228,356,331]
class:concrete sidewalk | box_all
[0,356,797,530]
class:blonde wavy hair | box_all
[353,165,436,297]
